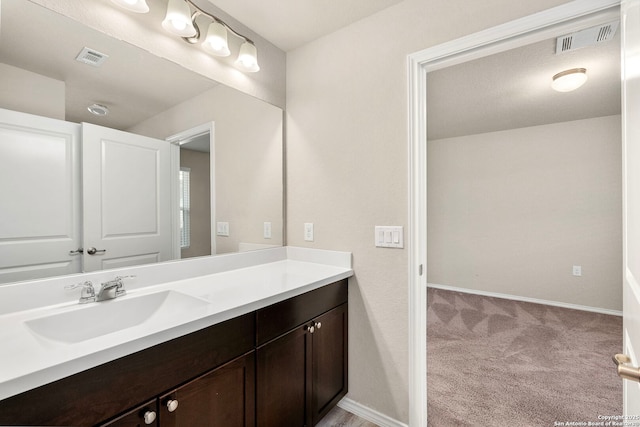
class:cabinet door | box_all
[159,352,255,427]
[257,324,312,427]
[99,399,158,427]
[312,304,348,426]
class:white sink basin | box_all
[25,290,209,344]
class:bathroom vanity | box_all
[0,247,352,426]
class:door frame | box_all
[166,122,216,258]
[407,0,621,425]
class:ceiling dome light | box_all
[551,68,588,92]
[87,103,110,117]
[203,22,230,56]
[110,0,149,13]
[235,41,260,73]
[162,0,197,37]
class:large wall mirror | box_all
[0,0,283,285]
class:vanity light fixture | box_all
[112,0,260,72]
[109,0,149,14]
[551,68,588,92]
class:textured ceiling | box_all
[204,0,405,51]
[4,1,621,137]
[1,0,217,130]
[427,24,621,141]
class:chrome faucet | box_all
[96,275,134,301]
[66,275,135,304]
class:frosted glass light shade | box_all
[551,68,588,92]
[203,22,231,56]
[235,41,260,72]
[110,0,149,13]
[162,0,197,37]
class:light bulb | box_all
[203,22,230,56]
[235,41,260,72]
[110,0,149,13]
[162,0,197,37]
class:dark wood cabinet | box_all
[0,279,348,427]
[256,303,348,427]
[99,352,255,427]
[257,323,312,427]
[312,304,348,426]
[159,352,255,427]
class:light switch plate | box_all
[216,222,230,236]
[375,226,403,248]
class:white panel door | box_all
[621,0,640,415]
[0,108,81,283]
[82,123,172,272]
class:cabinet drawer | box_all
[256,279,347,346]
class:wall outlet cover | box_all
[304,223,314,242]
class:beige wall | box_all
[180,149,211,259]
[130,84,283,254]
[428,116,622,311]
[0,63,65,120]
[286,0,573,422]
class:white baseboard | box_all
[427,283,622,317]
[338,397,408,427]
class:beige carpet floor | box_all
[427,287,623,427]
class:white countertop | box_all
[0,247,352,401]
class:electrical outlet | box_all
[304,223,314,242]
[264,222,272,239]
[572,265,582,276]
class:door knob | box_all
[613,354,640,382]
[86,247,106,255]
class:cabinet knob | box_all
[305,324,315,334]
[316,322,322,329]
[143,410,156,425]
[166,399,179,412]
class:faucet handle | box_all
[113,275,135,297]
[65,281,96,304]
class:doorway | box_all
[167,122,215,259]
[407,1,622,425]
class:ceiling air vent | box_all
[555,21,619,54]
[75,47,109,67]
